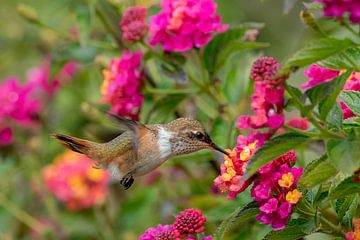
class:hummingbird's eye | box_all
[194,131,204,140]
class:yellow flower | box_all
[286,189,302,204]
[239,141,257,161]
[87,167,106,182]
[278,173,294,188]
[68,175,88,198]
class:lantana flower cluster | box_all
[238,57,286,130]
[140,208,213,240]
[149,0,228,51]
[214,56,304,230]
[252,151,303,230]
[101,50,144,121]
[302,64,360,119]
[43,151,109,211]
[0,60,76,146]
[120,6,148,43]
[316,0,360,24]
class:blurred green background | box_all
[0,0,327,239]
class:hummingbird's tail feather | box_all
[52,134,93,155]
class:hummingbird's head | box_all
[165,118,229,156]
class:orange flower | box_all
[278,173,294,188]
[286,189,302,204]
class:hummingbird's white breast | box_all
[157,127,174,159]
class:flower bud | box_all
[17,4,38,23]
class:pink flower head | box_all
[120,6,149,43]
[301,64,340,89]
[251,57,279,82]
[316,0,360,24]
[0,76,41,126]
[101,50,144,120]
[239,57,286,130]
[42,151,109,211]
[251,151,303,230]
[0,126,13,145]
[173,208,207,238]
[140,224,176,240]
[149,0,228,52]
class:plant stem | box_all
[0,192,44,233]
[306,112,345,139]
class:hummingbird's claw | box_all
[120,174,134,190]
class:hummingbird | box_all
[52,117,229,190]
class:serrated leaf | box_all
[334,195,359,224]
[319,71,352,120]
[326,102,343,128]
[281,38,355,73]
[329,175,360,200]
[326,131,360,174]
[214,201,259,240]
[263,218,315,240]
[203,23,264,76]
[299,154,337,188]
[339,90,360,116]
[244,133,310,180]
[318,47,360,71]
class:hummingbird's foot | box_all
[120,174,134,190]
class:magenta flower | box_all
[238,57,286,130]
[316,0,360,24]
[0,127,13,146]
[173,208,207,238]
[101,50,144,121]
[149,0,228,52]
[301,64,339,89]
[140,224,176,240]
[120,6,149,43]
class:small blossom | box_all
[173,208,206,238]
[101,50,144,120]
[278,172,294,188]
[251,56,279,82]
[259,198,278,214]
[149,0,228,52]
[43,151,109,211]
[285,189,302,204]
[140,224,176,240]
[316,0,360,24]
[120,6,148,43]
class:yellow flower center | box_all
[167,0,187,31]
[68,175,88,198]
[278,172,294,188]
[286,189,302,204]
[239,141,257,161]
[87,167,105,182]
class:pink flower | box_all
[101,51,144,120]
[120,6,149,43]
[140,224,176,240]
[0,127,13,145]
[251,151,303,230]
[239,57,286,130]
[301,64,339,89]
[42,151,109,211]
[316,0,360,24]
[173,208,207,238]
[149,0,228,52]
[341,72,360,119]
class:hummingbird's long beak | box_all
[211,143,230,156]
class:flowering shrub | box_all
[1,0,360,239]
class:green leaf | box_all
[214,201,259,240]
[203,23,264,76]
[318,47,360,71]
[334,195,359,226]
[244,133,310,180]
[326,102,343,128]
[339,90,360,116]
[263,218,316,240]
[211,118,233,147]
[326,131,360,175]
[329,174,360,200]
[281,38,355,73]
[53,44,97,63]
[318,71,352,120]
[285,84,307,115]
[298,154,337,188]
[215,41,269,72]
[194,94,219,119]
